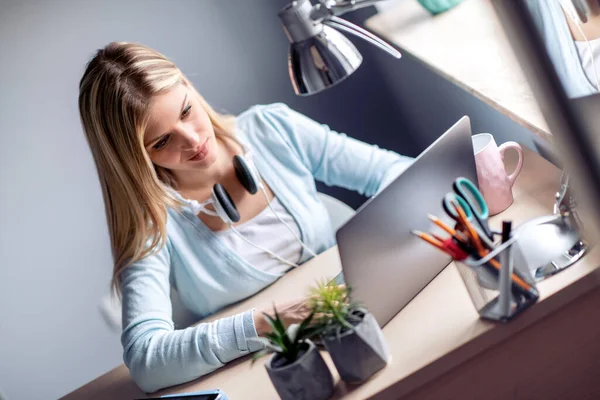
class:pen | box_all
[499,221,513,317]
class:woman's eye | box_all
[182,104,192,118]
[153,134,170,150]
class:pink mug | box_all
[472,134,523,216]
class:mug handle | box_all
[498,141,523,187]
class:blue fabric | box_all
[525,0,597,98]
[120,103,413,392]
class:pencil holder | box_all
[454,235,539,322]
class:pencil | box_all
[427,214,469,244]
[411,230,444,251]
[427,214,456,236]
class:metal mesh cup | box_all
[454,235,539,322]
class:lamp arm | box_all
[309,0,401,59]
[323,16,401,58]
[311,0,386,21]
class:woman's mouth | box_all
[189,139,210,162]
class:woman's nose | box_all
[179,128,201,150]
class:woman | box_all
[526,0,600,98]
[78,41,412,393]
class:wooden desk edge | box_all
[61,260,600,400]
[370,264,600,399]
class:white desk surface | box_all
[365,0,552,142]
[62,147,600,400]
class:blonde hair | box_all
[78,42,237,294]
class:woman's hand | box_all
[253,298,312,336]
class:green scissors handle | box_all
[453,177,493,240]
[442,193,473,222]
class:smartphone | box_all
[135,389,228,400]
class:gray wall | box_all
[371,46,540,151]
[0,1,544,399]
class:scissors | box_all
[442,192,493,250]
[442,177,495,242]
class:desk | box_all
[365,0,552,142]
[62,147,600,399]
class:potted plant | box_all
[252,307,334,400]
[310,282,391,384]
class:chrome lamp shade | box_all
[287,25,363,96]
[279,0,400,96]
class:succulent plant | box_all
[309,282,365,338]
[251,306,317,366]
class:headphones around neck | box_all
[209,152,262,224]
[559,0,599,24]
[180,144,317,267]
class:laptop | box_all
[335,116,478,327]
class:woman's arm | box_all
[120,243,262,393]
[255,103,413,197]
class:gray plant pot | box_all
[265,339,334,400]
[323,311,390,384]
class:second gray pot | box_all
[265,339,334,400]
[323,311,390,384]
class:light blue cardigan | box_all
[121,103,413,392]
[525,0,597,98]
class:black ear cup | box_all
[233,155,259,195]
[573,0,590,22]
[213,184,240,223]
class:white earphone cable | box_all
[236,144,317,265]
[229,224,300,268]
[574,19,600,91]
[259,185,318,258]
[558,0,600,91]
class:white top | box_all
[216,197,303,275]
[574,38,600,92]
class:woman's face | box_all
[143,84,218,173]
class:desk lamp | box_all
[278,0,401,96]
